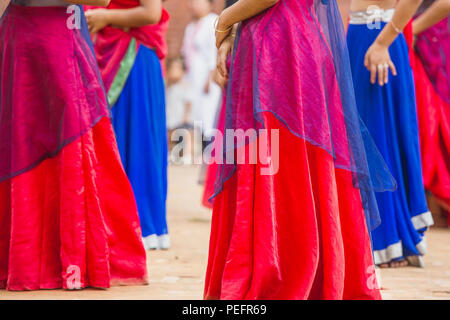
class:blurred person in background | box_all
[182,0,222,160]
[409,0,450,228]
[85,0,171,250]
[0,0,148,291]
[347,0,432,268]
[166,56,194,164]
[201,0,237,208]
[204,0,396,300]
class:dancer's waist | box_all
[11,0,69,7]
[350,8,395,24]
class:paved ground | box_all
[1,165,449,300]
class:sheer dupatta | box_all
[212,0,396,233]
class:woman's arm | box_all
[373,0,423,48]
[85,0,162,33]
[66,0,110,5]
[364,0,423,86]
[413,0,450,35]
[1,0,10,16]
[216,0,279,48]
[337,0,351,32]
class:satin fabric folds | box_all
[348,20,432,265]
[204,0,387,300]
[0,4,147,290]
[411,17,450,218]
[87,0,170,246]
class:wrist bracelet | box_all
[214,16,232,33]
[390,20,402,34]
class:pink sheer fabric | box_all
[214,0,396,232]
[415,17,450,104]
[85,0,170,94]
[0,4,109,182]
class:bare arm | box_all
[337,0,351,31]
[364,0,423,86]
[66,0,110,5]
[215,0,279,47]
[374,0,423,48]
[100,0,161,27]
[85,0,162,33]
[413,0,450,35]
[1,0,10,16]
[217,0,279,30]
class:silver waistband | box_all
[349,8,395,25]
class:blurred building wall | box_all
[164,0,225,59]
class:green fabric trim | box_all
[107,38,138,107]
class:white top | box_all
[166,80,190,130]
[181,13,222,137]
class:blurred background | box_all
[165,0,224,59]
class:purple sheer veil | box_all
[0,3,110,182]
[415,1,449,103]
[212,0,396,233]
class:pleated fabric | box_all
[347,23,433,265]
[204,113,381,300]
[0,119,148,290]
[112,46,169,241]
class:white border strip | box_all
[373,237,427,265]
[411,211,434,230]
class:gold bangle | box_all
[214,16,232,33]
[390,20,402,34]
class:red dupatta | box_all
[85,0,169,105]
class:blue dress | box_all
[347,22,433,266]
[112,46,168,248]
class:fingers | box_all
[370,64,377,85]
[377,64,385,86]
[369,61,396,86]
[375,64,394,86]
[217,49,228,79]
[216,33,227,49]
[389,60,397,77]
[216,38,233,79]
[215,29,231,49]
[383,63,389,85]
[214,72,227,89]
[364,53,370,69]
[85,11,95,32]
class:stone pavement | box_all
[1,165,449,300]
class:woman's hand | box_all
[213,69,228,89]
[215,15,232,49]
[217,34,235,80]
[364,41,397,86]
[85,9,111,33]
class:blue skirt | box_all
[112,46,168,240]
[347,23,433,266]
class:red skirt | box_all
[204,113,381,300]
[0,118,148,290]
[202,94,227,209]
[413,52,450,219]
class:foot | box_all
[158,234,171,250]
[406,255,425,268]
[143,234,158,250]
[378,260,408,268]
[389,260,408,268]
